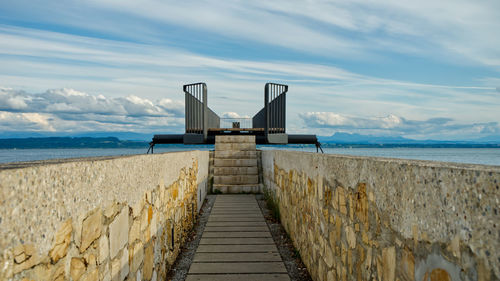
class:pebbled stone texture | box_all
[262,150,500,281]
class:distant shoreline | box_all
[0,137,498,149]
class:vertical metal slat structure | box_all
[262,82,288,142]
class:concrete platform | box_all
[187,195,290,280]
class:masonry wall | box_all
[0,151,209,281]
[262,150,500,281]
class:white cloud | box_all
[299,112,500,140]
[0,88,185,133]
[0,112,55,132]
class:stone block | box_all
[324,245,334,268]
[100,262,111,281]
[82,268,99,281]
[110,207,129,259]
[84,253,97,268]
[51,262,65,281]
[215,142,256,151]
[345,225,356,249]
[13,244,41,274]
[143,243,154,281]
[105,201,121,219]
[98,234,109,265]
[382,246,395,281]
[33,263,52,280]
[129,218,141,244]
[129,241,144,273]
[70,258,86,281]
[81,209,102,252]
[49,219,72,263]
[111,248,129,281]
[402,248,414,281]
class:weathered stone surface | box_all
[98,234,109,265]
[430,268,451,281]
[84,253,97,268]
[82,268,99,281]
[143,243,154,280]
[111,249,129,281]
[70,257,86,281]
[109,207,129,259]
[402,248,414,281]
[81,209,102,252]
[345,225,356,249]
[324,245,334,268]
[261,150,500,281]
[129,241,144,273]
[382,247,395,281]
[33,263,52,280]
[448,235,460,259]
[13,244,41,274]
[129,219,141,244]
[119,248,129,281]
[111,256,121,281]
[101,262,111,281]
[104,202,121,219]
[51,262,65,281]
[49,219,72,263]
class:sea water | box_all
[0,146,499,166]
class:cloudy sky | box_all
[0,0,499,140]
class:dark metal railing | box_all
[184,83,205,135]
[265,83,287,134]
[183,83,219,141]
[220,118,252,129]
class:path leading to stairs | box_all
[186,194,290,281]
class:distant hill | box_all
[0,131,159,141]
[318,132,500,147]
[0,137,148,149]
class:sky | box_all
[0,0,499,140]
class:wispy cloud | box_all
[299,112,500,140]
[0,0,499,139]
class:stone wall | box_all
[262,150,500,281]
[0,151,209,280]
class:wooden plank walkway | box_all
[186,194,290,281]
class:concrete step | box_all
[215,143,256,151]
[215,150,257,159]
[215,135,256,143]
[214,158,257,167]
[214,166,258,175]
[213,185,262,194]
[214,175,258,185]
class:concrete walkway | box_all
[186,194,290,281]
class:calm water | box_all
[0,146,499,166]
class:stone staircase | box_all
[212,135,261,193]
